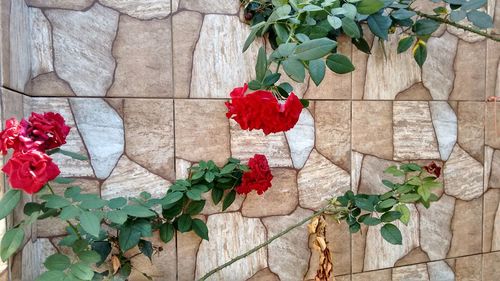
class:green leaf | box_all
[384,166,405,177]
[341,17,361,38]
[399,193,421,203]
[53,177,75,184]
[36,271,66,281]
[64,186,81,198]
[391,9,416,20]
[222,190,236,211]
[44,253,71,271]
[367,13,392,40]
[362,217,381,226]
[79,211,101,237]
[243,21,265,52]
[378,198,397,209]
[417,185,431,202]
[220,163,237,174]
[162,192,184,206]
[256,47,268,81]
[293,38,337,60]
[108,197,127,209]
[352,38,371,54]
[70,263,94,280]
[382,180,395,189]
[326,54,355,74]
[79,198,107,209]
[450,10,467,22]
[0,227,24,262]
[59,205,81,220]
[396,204,411,225]
[342,3,357,19]
[24,202,43,216]
[355,197,375,212]
[349,222,361,233]
[55,148,88,160]
[107,210,128,225]
[204,172,215,183]
[43,195,72,209]
[187,189,203,201]
[357,0,384,15]
[192,219,209,240]
[327,15,342,29]
[160,223,175,243]
[138,240,153,261]
[119,224,141,251]
[414,19,440,36]
[300,99,310,108]
[186,200,206,215]
[78,250,101,264]
[211,188,224,205]
[309,59,326,86]
[177,214,192,233]
[122,205,155,218]
[397,36,415,53]
[401,163,422,172]
[0,189,21,220]
[91,241,111,266]
[381,211,402,222]
[283,58,306,82]
[263,73,282,87]
[380,223,402,245]
[467,10,493,29]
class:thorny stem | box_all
[46,182,82,239]
[197,205,333,281]
[411,9,500,42]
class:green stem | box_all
[197,206,329,281]
[46,182,82,239]
[411,9,500,42]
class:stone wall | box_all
[0,0,499,280]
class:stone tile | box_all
[285,109,315,169]
[352,101,393,160]
[492,195,500,251]
[417,194,455,260]
[448,24,486,43]
[352,269,392,281]
[230,120,292,168]
[363,33,421,100]
[124,99,174,181]
[483,189,500,252]
[175,100,230,166]
[46,4,118,97]
[298,150,350,210]
[449,40,486,100]
[173,11,203,98]
[25,72,75,96]
[351,223,368,273]
[394,247,429,267]
[7,0,31,92]
[107,15,172,98]
[247,268,280,281]
[486,103,500,149]
[351,25,374,100]
[242,169,298,217]
[351,151,364,193]
[447,197,482,258]
[201,189,244,215]
[100,0,176,20]
[458,102,485,162]
[70,98,124,179]
[196,213,267,280]
[393,101,440,160]
[177,231,202,281]
[429,102,457,161]
[427,260,454,281]
[444,145,484,200]
[20,239,57,281]
[102,155,170,200]
[190,15,261,98]
[395,83,432,100]
[451,254,482,281]
[25,0,93,10]
[105,98,124,118]
[262,208,313,281]
[26,97,94,177]
[392,264,429,281]
[490,150,500,188]
[315,101,351,171]
[176,158,191,180]
[483,251,500,280]
[179,0,239,14]
[36,179,100,237]
[422,32,458,100]
[324,215,351,276]
[358,155,400,197]
[30,8,53,78]
[304,36,352,100]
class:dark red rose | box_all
[235,154,273,195]
[2,150,60,194]
[225,84,303,135]
[0,118,23,155]
[423,161,441,178]
[25,112,70,151]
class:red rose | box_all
[0,118,23,155]
[235,154,273,195]
[25,112,70,151]
[2,150,60,194]
[423,161,441,178]
[225,84,303,135]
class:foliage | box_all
[241,0,495,98]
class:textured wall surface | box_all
[1,0,500,280]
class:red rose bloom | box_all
[0,118,23,155]
[2,150,60,194]
[25,112,71,151]
[236,154,273,195]
[225,84,303,135]
[423,161,441,178]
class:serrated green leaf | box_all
[160,223,175,243]
[381,211,402,222]
[70,262,94,280]
[378,198,397,209]
[177,214,192,233]
[399,193,421,203]
[396,204,411,225]
[367,13,392,40]
[0,227,24,261]
[467,10,493,29]
[192,218,209,240]
[283,58,306,82]
[108,197,127,209]
[44,253,71,271]
[380,223,402,245]
[43,194,72,209]
[414,19,440,36]
[397,36,415,53]
[256,47,268,81]
[211,188,224,205]
[186,200,206,215]
[342,17,361,38]
[107,210,128,225]
[309,59,326,86]
[59,205,81,220]
[122,205,155,218]
[293,38,337,60]
[78,250,101,264]
[0,190,21,221]
[79,211,101,237]
[362,217,381,226]
[162,192,184,206]
[326,53,355,74]
[222,190,237,211]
